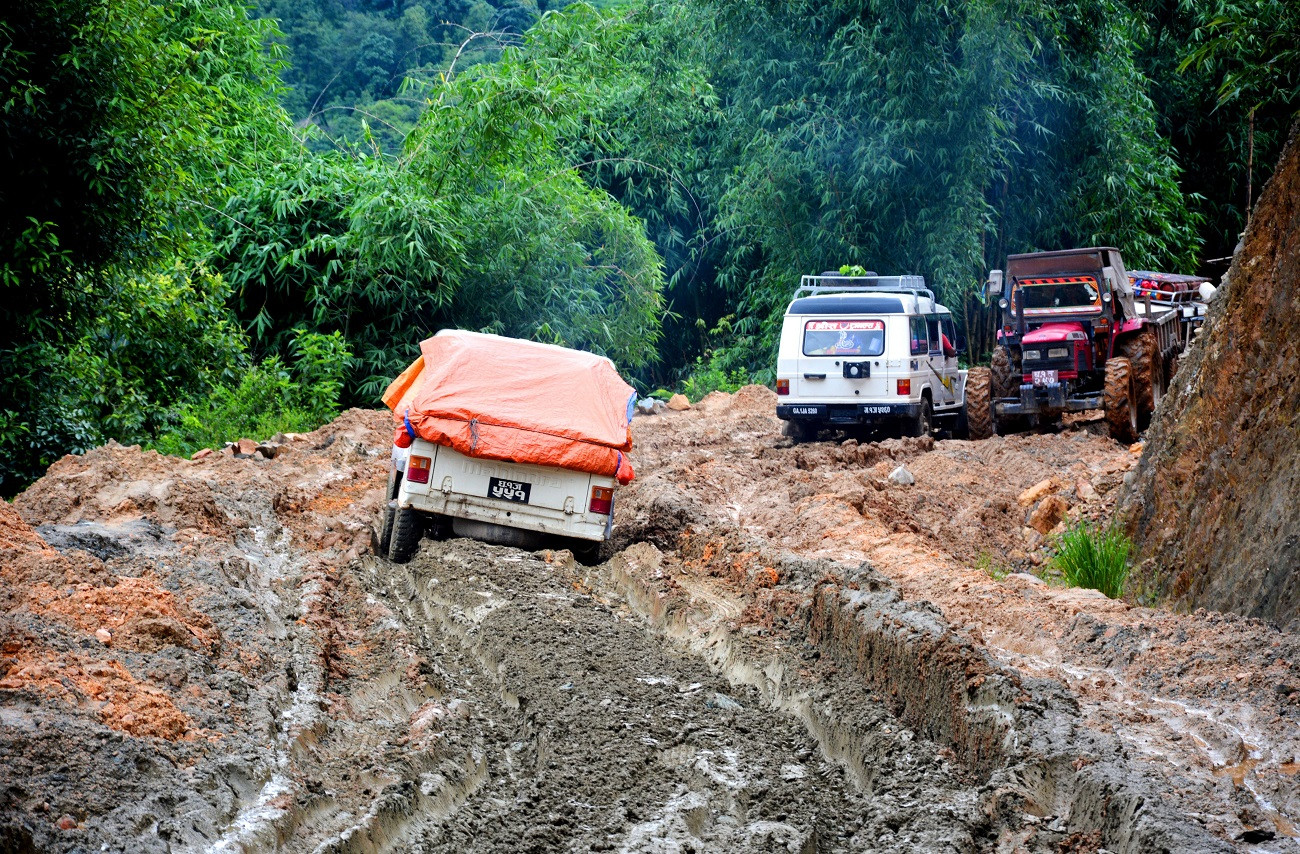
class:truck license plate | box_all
[862,406,892,414]
[488,477,531,504]
[1032,370,1058,386]
[791,406,821,415]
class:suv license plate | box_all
[1032,370,1058,386]
[862,406,892,414]
[488,477,531,504]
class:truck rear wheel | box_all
[387,505,424,563]
[1121,328,1164,426]
[966,367,994,440]
[378,468,402,556]
[1104,357,1139,444]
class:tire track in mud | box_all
[336,538,989,853]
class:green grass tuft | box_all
[974,551,1010,581]
[1051,522,1131,599]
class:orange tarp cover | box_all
[382,331,636,483]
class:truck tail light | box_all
[407,455,431,484]
[776,379,789,395]
[896,379,911,395]
[589,485,614,515]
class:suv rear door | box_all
[795,318,890,400]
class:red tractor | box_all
[966,247,1188,443]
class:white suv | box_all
[775,273,968,441]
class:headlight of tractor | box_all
[1022,349,1041,361]
[1047,347,1069,359]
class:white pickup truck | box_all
[379,330,635,564]
[381,438,617,563]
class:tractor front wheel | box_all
[990,346,1020,399]
[1104,357,1139,444]
[965,367,994,440]
[1120,328,1164,427]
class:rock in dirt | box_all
[888,465,914,486]
[1017,477,1061,506]
[635,398,657,415]
[666,393,691,411]
[255,441,284,459]
[189,447,213,460]
[1029,494,1069,534]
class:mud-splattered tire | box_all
[990,346,1020,399]
[387,505,424,563]
[572,539,607,566]
[965,367,994,440]
[378,468,401,556]
[782,420,817,444]
[379,502,396,556]
[905,397,934,438]
[1120,328,1164,426]
[1104,357,1139,444]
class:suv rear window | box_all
[803,319,885,356]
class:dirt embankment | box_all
[1,391,1297,852]
[1120,122,1300,628]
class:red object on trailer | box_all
[382,331,637,484]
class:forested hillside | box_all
[2,0,1296,494]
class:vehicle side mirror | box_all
[985,270,1003,301]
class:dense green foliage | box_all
[2,0,1297,495]
[252,0,624,152]
[1052,521,1133,599]
[147,329,351,458]
[210,5,679,399]
[0,0,297,491]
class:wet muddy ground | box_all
[2,394,1297,852]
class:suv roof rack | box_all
[793,274,934,303]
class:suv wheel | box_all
[906,397,934,438]
[782,420,816,444]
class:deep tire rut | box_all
[338,538,992,853]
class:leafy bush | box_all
[1051,522,1132,599]
[680,351,750,402]
[0,264,248,494]
[149,330,350,458]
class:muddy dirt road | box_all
[2,394,1297,852]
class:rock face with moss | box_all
[1120,123,1300,629]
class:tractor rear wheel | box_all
[1104,357,1139,444]
[966,367,994,440]
[1120,328,1164,426]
